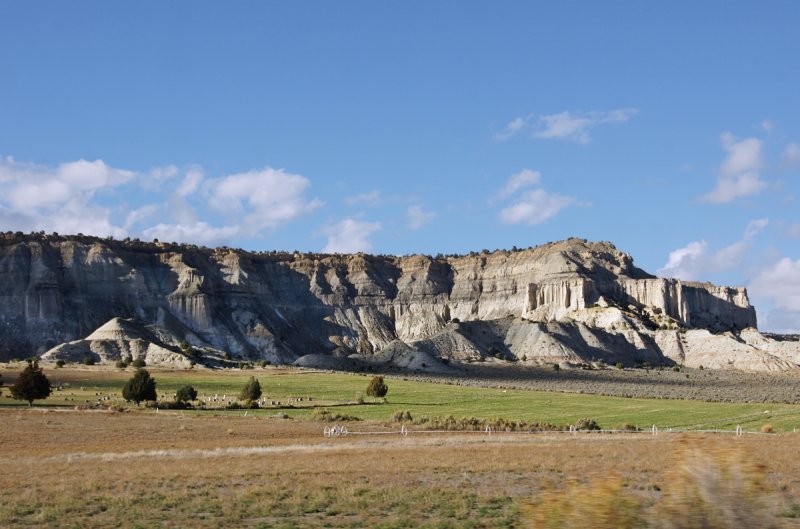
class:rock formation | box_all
[0,231,796,371]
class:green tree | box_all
[239,376,262,402]
[122,368,157,406]
[10,359,52,406]
[175,385,198,404]
[366,376,388,399]
[131,357,146,368]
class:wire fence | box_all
[322,423,782,438]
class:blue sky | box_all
[1,1,799,331]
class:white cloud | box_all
[494,116,527,142]
[0,155,321,246]
[499,189,578,225]
[142,222,239,245]
[493,169,577,225]
[406,206,436,230]
[209,167,322,231]
[749,257,800,333]
[322,218,381,253]
[532,108,638,143]
[700,133,766,203]
[782,142,800,169]
[750,257,800,313]
[176,168,203,197]
[141,165,179,190]
[0,156,134,237]
[658,219,769,280]
[492,169,541,202]
[345,190,381,206]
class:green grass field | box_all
[3,365,800,432]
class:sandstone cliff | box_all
[0,232,796,371]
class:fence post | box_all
[651,424,658,436]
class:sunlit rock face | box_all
[2,232,796,371]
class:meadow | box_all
[2,364,799,432]
[2,364,800,528]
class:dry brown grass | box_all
[2,409,800,528]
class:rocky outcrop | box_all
[1,232,796,371]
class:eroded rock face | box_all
[1,232,795,370]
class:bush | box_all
[573,418,601,431]
[313,409,362,422]
[553,363,560,371]
[115,359,127,369]
[761,423,774,433]
[122,368,157,406]
[393,410,413,422]
[366,376,388,399]
[175,385,198,403]
[83,355,96,366]
[239,376,262,402]
[616,423,639,431]
[55,360,66,368]
[10,359,52,406]
[131,358,146,368]
[616,362,624,370]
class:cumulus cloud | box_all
[406,206,436,230]
[749,257,800,333]
[209,167,322,232]
[499,189,578,225]
[0,155,322,246]
[142,222,240,245]
[658,219,769,280]
[322,218,381,253]
[532,108,638,144]
[345,190,381,206]
[0,156,135,237]
[493,169,578,225]
[782,142,800,169]
[494,116,527,142]
[700,133,766,203]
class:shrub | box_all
[131,358,146,368]
[393,410,413,422]
[55,359,65,368]
[616,423,639,432]
[10,359,52,406]
[573,418,601,431]
[366,375,388,399]
[175,385,198,403]
[552,363,560,371]
[616,362,624,370]
[115,359,127,369]
[122,368,157,406]
[313,409,362,422]
[761,423,774,433]
[239,376,262,402]
[83,355,96,366]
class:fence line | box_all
[323,424,773,438]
